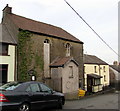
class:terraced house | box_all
[84,54,110,93]
[1,5,84,99]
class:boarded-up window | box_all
[44,39,50,78]
[69,66,73,78]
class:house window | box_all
[84,66,86,74]
[94,66,97,73]
[66,43,71,57]
[103,66,106,72]
[0,43,8,55]
[69,66,73,78]
[104,75,106,82]
[94,79,100,85]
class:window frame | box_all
[26,83,41,92]
[103,66,106,72]
[39,83,52,93]
[0,43,9,56]
[94,66,97,73]
[93,78,101,86]
[104,75,107,82]
[44,39,49,43]
[66,43,71,57]
[69,66,74,78]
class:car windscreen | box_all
[0,82,21,91]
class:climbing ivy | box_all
[17,30,44,82]
[35,53,44,71]
[17,30,32,82]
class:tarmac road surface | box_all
[63,92,119,109]
[38,92,119,111]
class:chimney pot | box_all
[113,61,119,66]
[3,4,12,14]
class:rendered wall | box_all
[84,64,110,90]
[62,62,79,93]
[26,33,83,88]
[0,45,16,82]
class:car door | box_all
[26,83,45,110]
[39,83,58,107]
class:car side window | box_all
[26,84,40,92]
[40,84,52,93]
[26,86,31,92]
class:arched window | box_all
[44,39,49,43]
[66,43,71,57]
[44,39,50,78]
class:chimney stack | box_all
[113,61,119,66]
[3,4,12,14]
[2,4,12,23]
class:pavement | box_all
[78,88,116,100]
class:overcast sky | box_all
[0,0,119,64]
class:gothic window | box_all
[66,43,71,57]
[44,39,49,43]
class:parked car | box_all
[0,81,65,111]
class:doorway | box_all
[87,76,93,92]
[0,65,8,84]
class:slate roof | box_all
[110,65,120,73]
[84,54,108,65]
[8,13,83,44]
[0,24,17,44]
[50,57,78,67]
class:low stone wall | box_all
[64,91,79,100]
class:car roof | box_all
[8,81,42,84]
[21,81,43,84]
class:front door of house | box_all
[0,65,8,84]
[87,76,93,92]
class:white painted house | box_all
[0,24,17,83]
[84,54,110,93]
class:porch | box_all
[87,74,103,93]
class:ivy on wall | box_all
[17,30,44,82]
[17,30,32,81]
[35,53,44,71]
